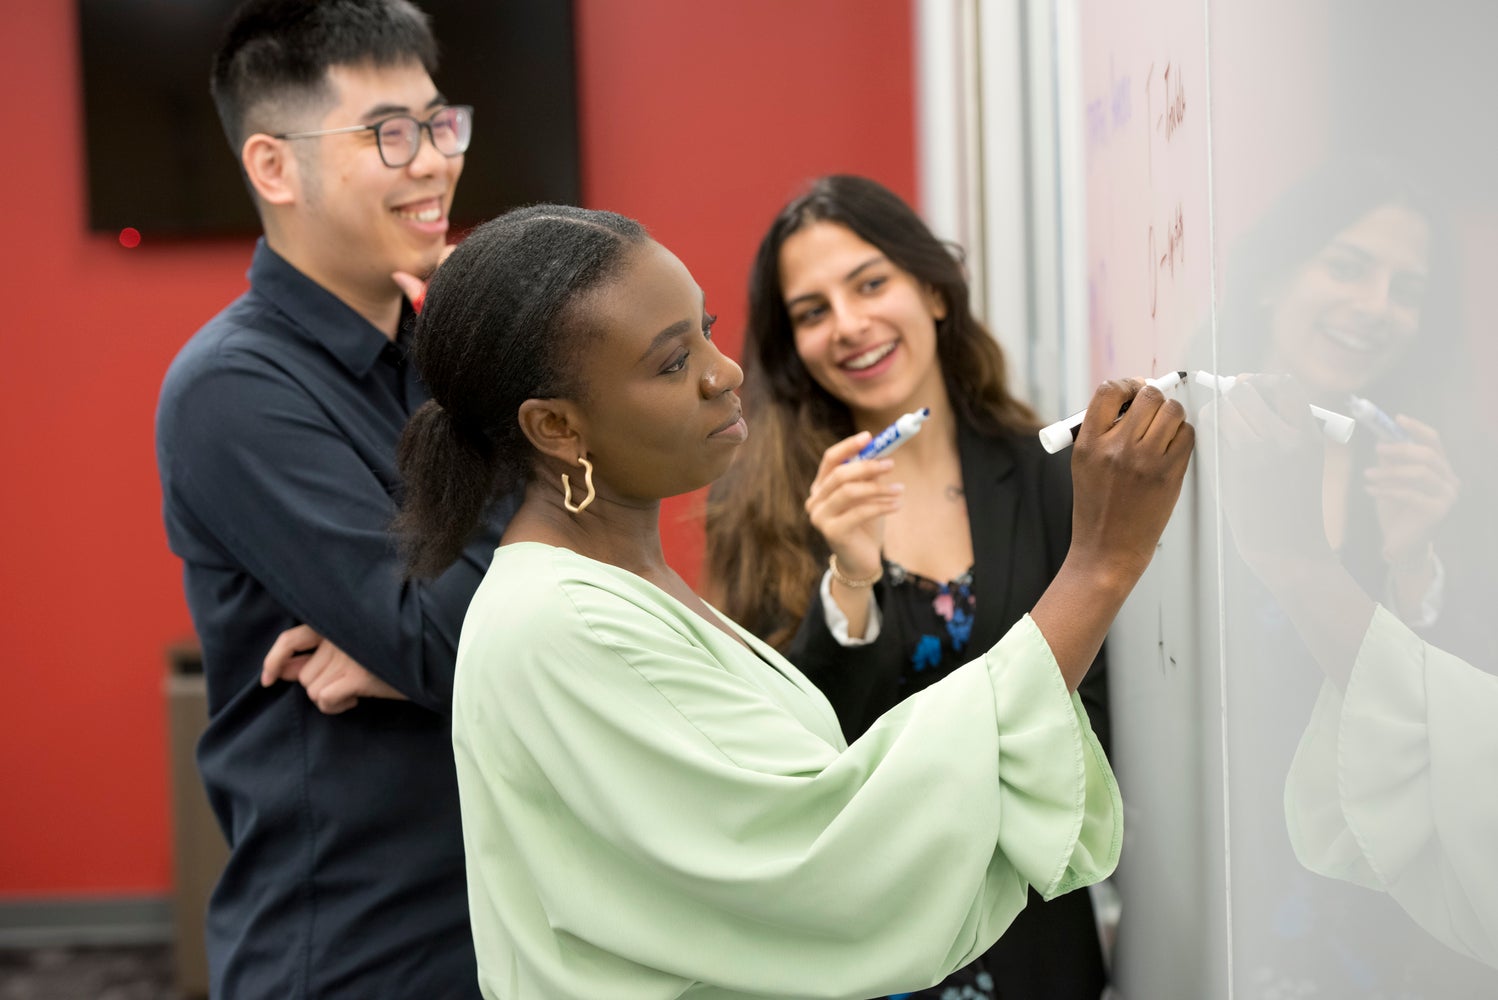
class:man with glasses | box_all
[155,2,510,996]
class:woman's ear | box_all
[517,398,585,464]
[241,134,299,207]
[924,285,949,321]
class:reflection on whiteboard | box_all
[1062,0,1498,997]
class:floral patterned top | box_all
[882,565,996,1000]
[886,560,979,695]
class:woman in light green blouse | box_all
[394,204,1193,999]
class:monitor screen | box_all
[77,0,581,235]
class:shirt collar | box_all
[247,238,412,378]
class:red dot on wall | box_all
[118,227,141,249]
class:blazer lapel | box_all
[958,424,1020,656]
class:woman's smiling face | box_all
[779,221,948,426]
[1265,202,1431,395]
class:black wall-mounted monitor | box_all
[77,0,581,236]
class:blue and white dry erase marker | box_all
[1192,372,1356,443]
[854,407,931,461]
[1347,394,1411,443]
[1038,371,1188,454]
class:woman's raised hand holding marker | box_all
[1068,378,1195,585]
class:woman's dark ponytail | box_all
[394,399,499,579]
[394,205,649,578]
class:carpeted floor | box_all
[0,945,180,1000]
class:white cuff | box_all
[1386,549,1445,629]
[819,569,882,646]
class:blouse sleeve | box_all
[454,568,1120,999]
[781,569,898,737]
[1284,604,1498,967]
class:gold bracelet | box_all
[829,553,883,588]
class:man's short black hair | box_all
[211,0,438,152]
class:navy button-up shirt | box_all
[156,240,513,999]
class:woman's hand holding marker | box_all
[1364,415,1459,572]
[806,433,902,588]
[1067,378,1196,586]
[1039,371,1188,453]
[1030,378,1194,690]
[808,408,930,589]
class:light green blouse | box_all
[452,542,1121,999]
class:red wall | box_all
[0,1,914,895]
[0,3,251,897]
[574,0,918,576]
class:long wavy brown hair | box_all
[704,175,1039,648]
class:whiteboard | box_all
[1051,0,1498,996]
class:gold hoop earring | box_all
[562,455,595,514]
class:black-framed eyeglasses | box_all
[272,105,473,168]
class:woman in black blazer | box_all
[706,174,1109,1000]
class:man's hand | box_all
[391,242,458,312]
[262,624,407,715]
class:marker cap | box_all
[1039,421,1078,454]
[1315,408,1356,444]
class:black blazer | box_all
[786,422,1110,749]
[783,421,1111,1000]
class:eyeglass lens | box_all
[375,106,472,167]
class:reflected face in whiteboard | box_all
[1265,204,1431,395]
[779,222,948,424]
